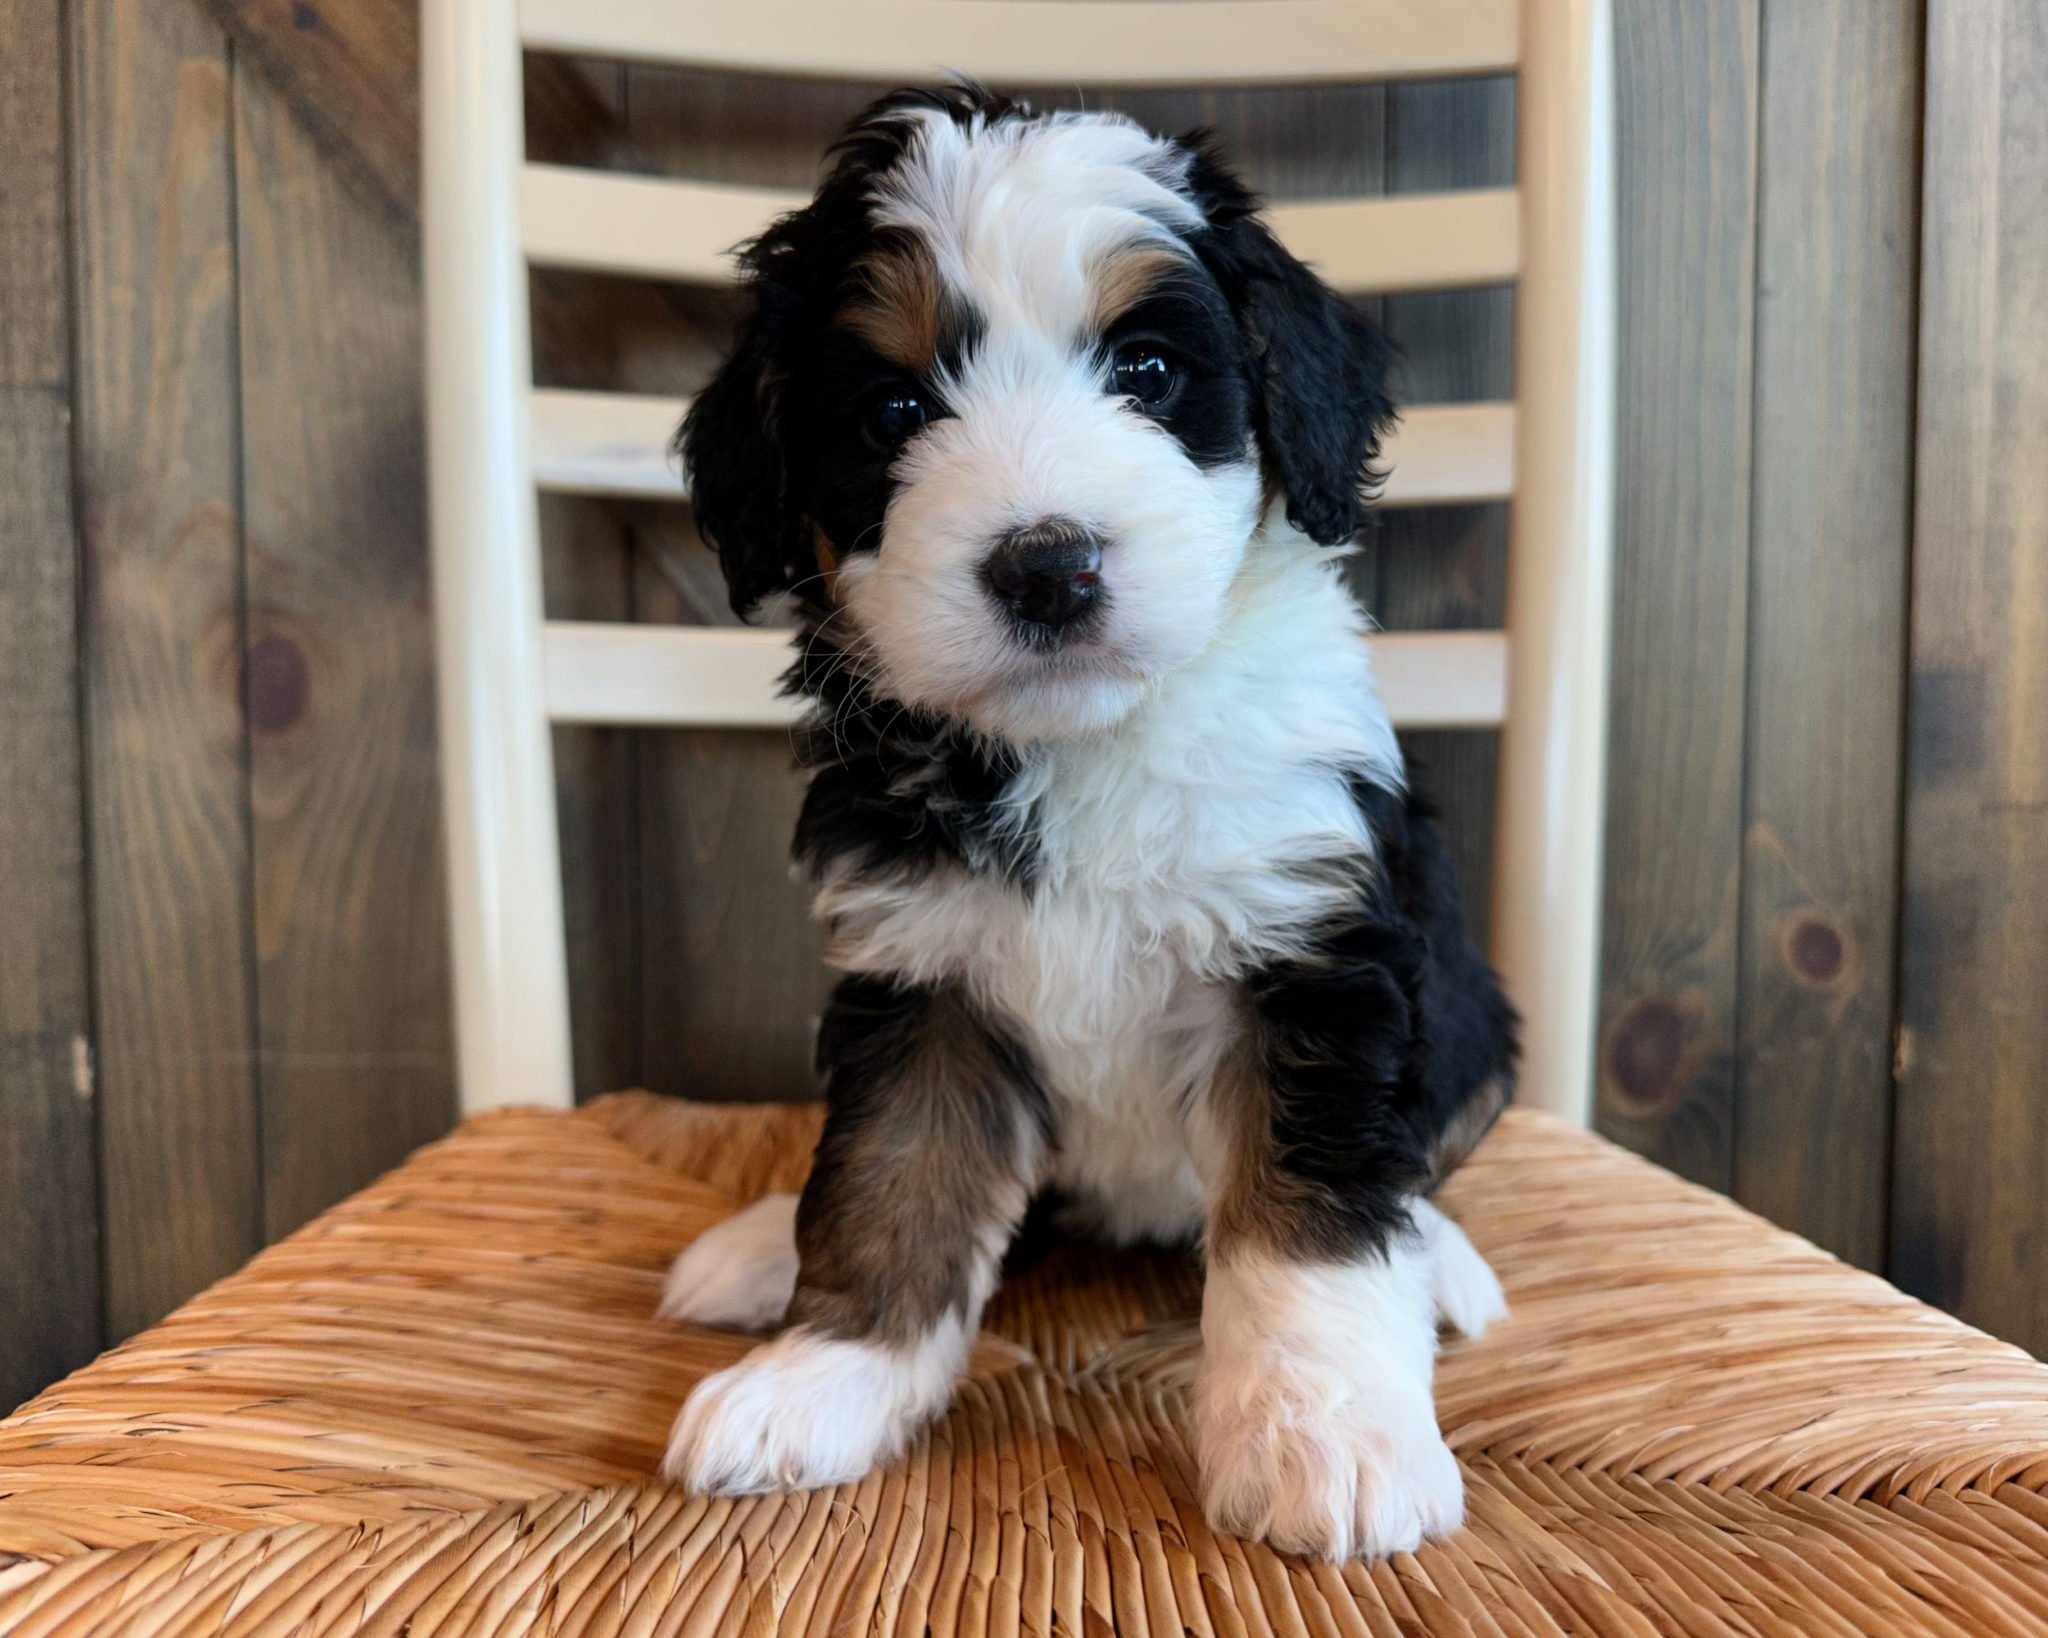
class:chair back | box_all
[421,0,1616,1121]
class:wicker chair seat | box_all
[3,1093,2046,1636]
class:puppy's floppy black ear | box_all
[1183,143,1396,545]
[677,227,819,619]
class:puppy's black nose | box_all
[983,520,1104,632]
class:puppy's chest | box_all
[829,746,1369,1094]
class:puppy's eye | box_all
[865,388,929,449]
[1109,343,1180,406]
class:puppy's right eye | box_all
[1109,342,1180,407]
[865,389,929,450]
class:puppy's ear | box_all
[677,226,820,619]
[1184,143,1396,545]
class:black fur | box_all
[1181,143,1397,545]
[678,86,1012,617]
[796,971,1052,1342]
[812,973,1046,1136]
[786,621,1040,888]
[1095,265,1257,471]
[1243,776,1518,1262]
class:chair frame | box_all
[421,0,1614,1123]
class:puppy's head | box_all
[681,85,1393,742]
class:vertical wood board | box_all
[0,0,100,1410]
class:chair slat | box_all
[1272,189,1520,294]
[519,0,1518,84]
[530,389,685,498]
[548,625,796,728]
[1381,402,1517,506]
[528,389,1515,507]
[521,165,1520,296]
[521,168,788,285]
[544,622,1507,731]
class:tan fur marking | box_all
[790,991,1042,1346]
[1088,246,1185,335]
[1207,1043,1509,1259]
[1204,1037,1336,1259]
[839,243,946,371]
[1427,1071,1511,1185]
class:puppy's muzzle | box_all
[982,520,1104,636]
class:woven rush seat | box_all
[4,1096,2047,1635]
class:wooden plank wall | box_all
[1892,0,2048,1346]
[1595,3,1925,1279]
[5,0,2048,1408]
[0,0,452,1409]
[75,0,259,1344]
[0,0,102,1406]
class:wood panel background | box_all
[3,0,2044,1411]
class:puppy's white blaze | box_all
[1412,1196,1508,1340]
[873,108,1201,342]
[658,1193,799,1333]
[663,1315,969,1496]
[1195,1235,1464,1562]
[834,106,1264,745]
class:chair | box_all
[15,6,2048,1635]
[418,0,1616,1126]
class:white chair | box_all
[421,0,1615,1123]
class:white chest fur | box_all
[814,538,1402,1240]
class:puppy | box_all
[657,85,1517,1563]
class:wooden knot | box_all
[1779,911,1856,992]
[243,633,310,734]
[1603,997,1689,1111]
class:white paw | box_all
[658,1193,799,1332]
[661,1320,966,1495]
[1197,1370,1464,1560]
[1196,1240,1463,1561]
[1413,1197,1508,1339]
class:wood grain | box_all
[232,67,453,1238]
[637,726,832,1102]
[0,0,67,389]
[0,395,98,1416]
[72,0,263,1340]
[0,0,99,1411]
[1731,4,1920,1272]
[1593,1,1760,1187]
[198,0,414,223]
[1893,0,2048,1354]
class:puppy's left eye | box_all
[1109,343,1180,407]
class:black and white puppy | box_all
[656,85,1518,1563]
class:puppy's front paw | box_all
[662,1322,963,1495]
[1195,1244,1461,1560]
[658,1193,799,1332]
[1195,1369,1463,1560]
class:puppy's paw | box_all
[658,1193,799,1332]
[1412,1197,1508,1340]
[1196,1371,1464,1561]
[662,1322,963,1494]
[1196,1242,1462,1560]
